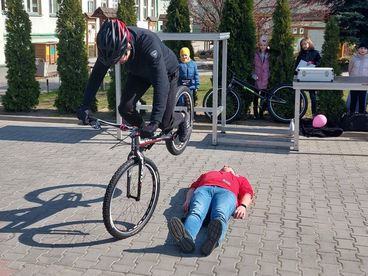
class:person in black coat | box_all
[295,37,321,116]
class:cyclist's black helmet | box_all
[97,19,130,66]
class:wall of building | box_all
[0,0,161,66]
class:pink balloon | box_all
[312,114,327,128]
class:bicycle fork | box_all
[126,137,144,201]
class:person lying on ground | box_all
[168,165,254,256]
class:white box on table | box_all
[296,67,334,82]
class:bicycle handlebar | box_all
[88,116,175,146]
[89,116,138,132]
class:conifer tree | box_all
[317,16,345,123]
[107,0,137,111]
[165,0,194,58]
[55,0,89,113]
[219,0,256,116]
[2,0,40,112]
[327,0,368,43]
[266,0,295,120]
[269,0,294,87]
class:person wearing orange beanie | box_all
[178,47,200,105]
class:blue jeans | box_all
[184,186,237,243]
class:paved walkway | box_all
[0,117,367,275]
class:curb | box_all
[0,114,214,129]
[0,114,78,124]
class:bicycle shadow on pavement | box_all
[0,125,101,143]
[124,187,211,257]
[0,183,118,248]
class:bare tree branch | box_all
[189,0,330,33]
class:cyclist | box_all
[77,19,191,142]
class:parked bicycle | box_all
[202,70,308,123]
[89,86,193,239]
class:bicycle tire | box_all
[102,157,160,239]
[267,84,308,123]
[202,88,242,124]
[165,85,193,155]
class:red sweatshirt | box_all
[190,170,254,206]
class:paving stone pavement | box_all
[0,119,367,276]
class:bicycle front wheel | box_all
[203,88,242,124]
[103,158,160,239]
[267,84,308,123]
[166,85,194,156]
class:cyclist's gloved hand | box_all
[76,105,90,125]
[140,121,159,139]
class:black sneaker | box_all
[200,219,222,256]
[177,111,191,142]
[168,217,195,253]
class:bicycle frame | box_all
[228,73,286,105]
[90,118,173,201]
[228,73,270,101]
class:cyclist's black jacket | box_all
[82,26,178,124]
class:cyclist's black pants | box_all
[118,69,184,131]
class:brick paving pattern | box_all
[0,119,367,275]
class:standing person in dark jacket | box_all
[77,19,191,142]
[294,37,321,116]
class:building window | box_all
[49,0,58,15]
[292,27,298,35]
[135,0,140,21]
[26,0,41,14]
[111,0,118,8]
[87,0,95,13]
[143,0,148,19]
[299,28,304,35]
[150,0,155,17]
[101,0,108,8]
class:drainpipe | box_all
[156,0,158,31]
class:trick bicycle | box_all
[202,70,308,123]
[89,86,193,239]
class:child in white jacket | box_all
[348,40,368,113]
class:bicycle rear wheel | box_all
[267,84,308,123]
[202,88,242,124]
[103,157,160,239]
[165,85,193,155]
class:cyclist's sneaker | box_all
[200,219,222,256]
[177,111,191,142]
[168,217,195,253]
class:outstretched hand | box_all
[234,205,247,219]
[182,200,190,214]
